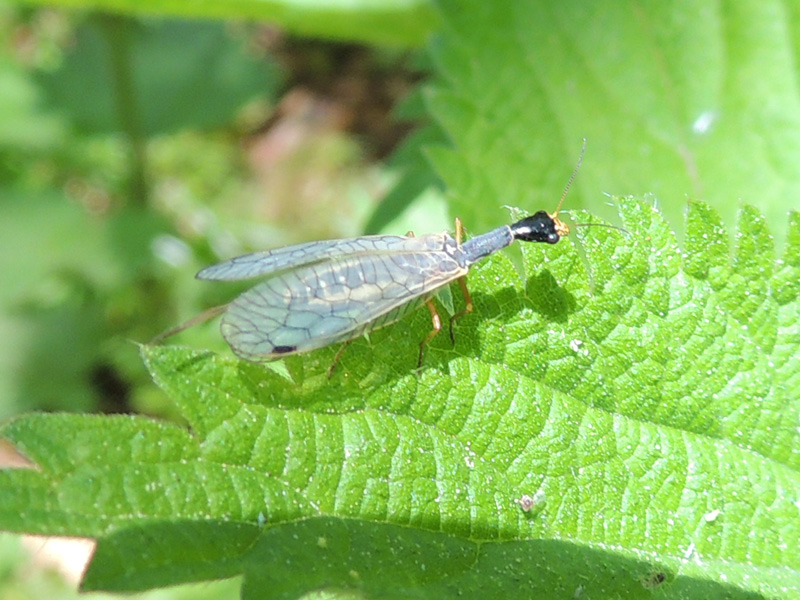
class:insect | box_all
[156,143,615,370]
[194,207,569,369]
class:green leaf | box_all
[0,189,120,416]
[18,0,437,47]
[363,87,447,235]
[363,125,445,235]
[0,59,64,156]
[2,198,799,598]
[423,0,800,244]
[4,0,800,597]
[36,18,283,136]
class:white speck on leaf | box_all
[692,110,717,134]
[703,509,721,522]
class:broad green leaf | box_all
[36,18,283,136]
[3,0,800,597]
[423,0,800,244]
[1,198,799,598]
[17,0,437,47]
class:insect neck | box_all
[460,225,514,266]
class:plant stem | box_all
[98,13,148,207]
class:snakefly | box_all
[156,143,607,370]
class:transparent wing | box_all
[218,237,466,361]
[197,235,418,281]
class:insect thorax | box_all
[442,232,469,268]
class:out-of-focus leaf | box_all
[17,0,437,47]
[425,0,800,244]
[363,125,444,234]
[36,18,282,136]
[0,188,176,416]
[0,60,64,155]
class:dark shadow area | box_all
[525,269,577,321]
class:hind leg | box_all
[449,276,473,344]
[417,299,442,367]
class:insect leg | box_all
[327,340,353,378]
[449,276,474,344]
[447,217,472,344]
[455,217,464,244]
[418,299,442,367]
[149,304,229,345]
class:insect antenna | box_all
[552,139,629,237]
[550,137,587,221]
[571,221,630,235]
[539,138,587,239]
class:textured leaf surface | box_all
[424,0,800,244]
[3,0,800,597]
[2,198,799,598]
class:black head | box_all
[509,211,570,244]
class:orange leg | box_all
[449,276,474,344]
[455,217,464,244]
[418,299,442,367]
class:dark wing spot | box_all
[272,345,297,354]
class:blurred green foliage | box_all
[35,17,282,136]
[1,5,414,422]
